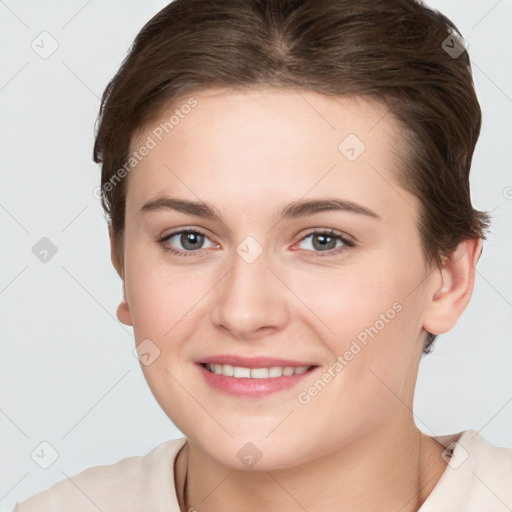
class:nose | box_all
[210,245,290,340]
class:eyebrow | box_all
[140,196,381,221]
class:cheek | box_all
[124,258,212,432]
[285,267,424,442]
[289,264,404,339]
[290,262,424,383]
[126,256,212,340]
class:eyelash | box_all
[157,228,213,259]
[157,228,354,258]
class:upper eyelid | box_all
[161,226,210,239]
[303,228,351,240]
[161,227,214,246]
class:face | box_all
[117,88,437,470]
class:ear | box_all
[422,238,482,336]
[108,223,133,327]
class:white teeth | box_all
[233,366,251,378]
[222,364,234,377]
[251,367,269,379]
[205,364,310,378]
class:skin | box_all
[109,87,481,511]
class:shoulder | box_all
[13,437,187,512]
[421,430,512,512]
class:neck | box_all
[175,419,448,512]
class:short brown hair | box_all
[93,0,490,353]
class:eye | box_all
[158,229,217,257]
[296,229,353,256]
[157,228,353,258]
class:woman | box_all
[14,0,512,510]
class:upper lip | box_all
[198,355,317,369]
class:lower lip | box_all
[196,363,318,397]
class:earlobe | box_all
[108,222,133,326]
[116,281,133,326]
[422,238,482,336]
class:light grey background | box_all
[1,0,511,509]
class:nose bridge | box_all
[210,240,289,338]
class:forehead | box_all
[126,87,413,224]
[134,87,396,153]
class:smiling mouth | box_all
[201,363,317,379]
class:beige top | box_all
[13,430,512,511]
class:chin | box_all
[191,432,314,471]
